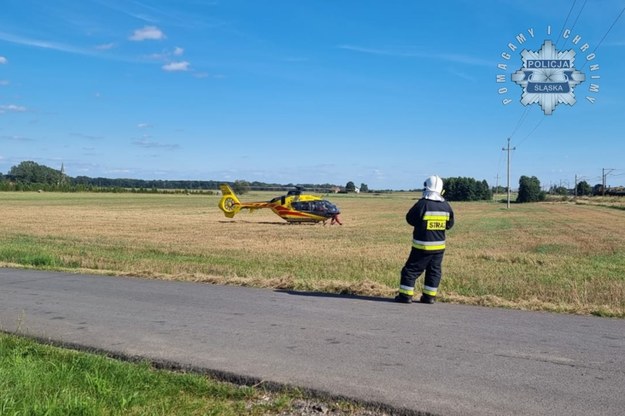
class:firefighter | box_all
[395,175,454,304]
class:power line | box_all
[556,0,579,47]
[582,3,625,70]
[494,145,505,192]
[502,138,516,208]
[496,146,504,175]
[602,168,616,195]
[509,107,530,139]
[559,0,588,49]
[514,117,546,148]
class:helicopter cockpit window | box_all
[292,201,311,212]
[320,200,339,214]
[292,200,339,215]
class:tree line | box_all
[0,161,349,194]
[443,177,492,201]
[0,161,493,200]
[0,161,222,193]
[7,160,605,201]
[1,161,378,194]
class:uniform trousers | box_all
[400,248,445,296]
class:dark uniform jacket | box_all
[406,198,454,252]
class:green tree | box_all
[517,176,546,203]
[8,161,62,185]
[231,180,250,194]
[478,180,493,200]
[359,183,369,193]
[550,185,568,196]
[576,180,592,196]
[345,181,356,193]
[443,177,491,201]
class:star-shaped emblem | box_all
[512,40,585,115]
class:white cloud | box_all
[106,168,133,174]
[0,31,95,56]
[70,132,103,141]
[129,26,166,41]
[146,52,167,60]
[193,72,224,79]
[146,47,185,63]
[0,56,7,64]
[338,44,414,57]
[0,80,9,86]
[338,44,492,66]
[0,134,32,141]
[137,123,152,128]
[162,61,190,72]
[0,104,27,113]
[95,42,115,50]
[133,138,179,150]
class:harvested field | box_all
[1,192,624,316]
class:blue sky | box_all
[1,0,624,190]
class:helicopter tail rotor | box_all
[218,184,242,218]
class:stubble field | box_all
[1,191,624,317]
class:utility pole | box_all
[574,174,578,198]
[502,138,516,208]
[602,168,615,196]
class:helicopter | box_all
[218,184,342,224]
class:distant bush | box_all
[444,177,492,201]
[576,180,592,196]
[517,176,546,203]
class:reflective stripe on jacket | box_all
[412,239,446,251]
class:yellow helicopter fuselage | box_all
[218,184,340,223]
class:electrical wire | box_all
[556,0,578,47]
[559,0,589,49]
[509,107,530,139]
[514,116,546,148]
[495,146,505,186]
[581,3,625,69]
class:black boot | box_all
[394,294,412,304]
[420,293,435,304]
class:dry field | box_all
[1,192,624,317]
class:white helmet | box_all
[424,175,443,194]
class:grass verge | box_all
[0,332,385,416]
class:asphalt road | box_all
[1,268,624,415]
